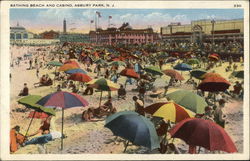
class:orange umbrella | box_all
[201,72,221,79]
[64,60,80,68]
[120,68,140,79]
[59,64,78,71]
[68,73,92,83]
[208,55,219,61]
[162,69,184,81]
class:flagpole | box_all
[95,13,97,31]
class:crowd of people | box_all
[10,40,244,154]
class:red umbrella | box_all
[68,73,92,83]
[210,53,219,57]
[169,118,237,153]
[162,69,185,81]
[64,60,80,68]
[198,76,230,92]
[120,68,140,79]
[208,55,219,61]
[28,111,49,119]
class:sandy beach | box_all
[9,45,244,154]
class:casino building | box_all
[160,19,243,43]
[89,23,158,45]
[10,22,30,42]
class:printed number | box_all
[234,4,242,7]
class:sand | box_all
[10,46,244,154]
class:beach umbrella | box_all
[65,68,87,75]
[144,102,194,123]
[109,61,126,67]
[208,55,219,61]
[18,95,55,137]
[68,73,92,83]
[64,60,80,68]
[95,58,106,64]
[190,70,207,80]
[28,111,49,119]
[231,70,244,79]
[169,118,237,153]
[162,69,184,81]
[186,59,200,65]
[87,78,119,106]
[201,72,221,79]
[166,90,207,114]
[210,53,219,57]
[47,61,63,67]
[166,57,177,63]
[120,68,140,79]
[198,76,231,92]
[144,66,163,76]
[105,111,160,152]
[36,91,88,150]
[173,63,192,71]
[59,63,78,71]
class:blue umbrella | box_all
[174,63,192,71]
[105,111,160,152]
[65,68,87,74]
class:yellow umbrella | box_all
[144,102,194,123]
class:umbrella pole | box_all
[61,108,64,150]
[198,146,201,154]
[99,91,103,107]
[123,140,129,153]
[24,111,36,137]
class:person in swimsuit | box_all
[28,115,52,137]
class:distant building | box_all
[10,22,29,41]
[59,33,89,43]
[40,30,59,39]
[89,22,158,45]
[160,19,243,43]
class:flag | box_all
[90,20,94,23]
[96,11,101,18]
[109,16,112,19]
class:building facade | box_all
[10,23,29,42]
[161,19,243,43]
[89,23,157,45]
[40,30,60,39]
[59,33,89,43]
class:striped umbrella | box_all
[64,60,80,68]
[68,73,92,83]
[144,102,194,123]
[87,78,119,106]
[36,91,88,150]
[65,68,87,74]
[59,63,78,71]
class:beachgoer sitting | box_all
[44,77,53,86]
[34,75,47,87]
[117,85,126,100]
[133,96,145,116]
[214,99,226,128]
[100,96,117,116]
[18,83,29,96]
[56,85,62,92]
[82,108,94,121]
[10,125,27,153]
[23,131,64,146]
[83,84,93,95]
[28,116,52,137]
[230,81,242,98]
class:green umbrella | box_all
[47,61,63,67]
[144,66,163,76]
[231,70,244,79]
[190,70,207,80]
[109,61,126,66]
[18,95,56,136]
[166,90,207,114]
[95,59,106,64]
[105,111,160,152]
[186,59,200,65]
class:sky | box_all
[10,9,244,34]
